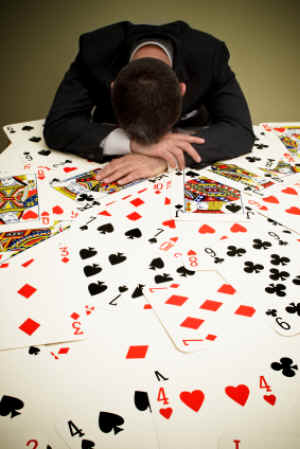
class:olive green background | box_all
[1,0,299,153]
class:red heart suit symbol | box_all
[159,407,173,419]
[198,224,215,234]
[52,205,64,215]
[263,394,276,406]
[230,223,247,233]
[274,127,285,133]
[22,210,39,220]
[218,284,236,295]
[286,206,300,215]
[179,390,205,412]
[63,166,77,173]
[225,384,250,406]
[263,195,279,204]
[187,250,197,255]
[162,219,176,229]
[282,187,298,195]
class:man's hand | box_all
[95,153,168,185]
[130,132,205,169]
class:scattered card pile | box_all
[0,119,300,448]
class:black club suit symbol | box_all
[271,357,298,377]
[77,193,94,202]
[270,254,290,266]
[269,268,290,281]
[265,283,286,297]
[292,275,300,285]
[227,246,246,257]
[252,239,272,250]
[244,261,264,273]
[254,143,269,150]
[285,302,300,316]
[246,156,261,163]
[266,309,277,317]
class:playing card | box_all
[63,178,172,312]
[0,220,71,263]
[261,122,300,175]
[221,125,287,174]
[0,347,69,449]
[143,267,256,353]
[52,311,159,449]
[0,172,40,225]
[170,168,247,221]
[0,229,89,349]
[195,220,300,320]
[207,161,282,197]
[266,296,300,337]
[245,173,300,234]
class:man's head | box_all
[111,57,186,145]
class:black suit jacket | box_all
[43,21,255,167]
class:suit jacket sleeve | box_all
[184,41,255,168]
[43,34,117,162]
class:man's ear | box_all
[179,82,186,96]
[110,81,114,90]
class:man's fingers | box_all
[171,133,205,144]
[170,147,185,170]
[176,141,201,163]
[117,172,139,185]
[159,151,178,169]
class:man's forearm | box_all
[184,121,255,168]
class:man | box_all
[44,21,254,184]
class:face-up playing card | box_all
[142,266,256,353]
[0,347,70,449]
[244,173,300,234]
[261,122,300,175]
[169,168,247,221]
[225,125,287,174]
[207,161,281,197]
[195,220,300,321]
[61,179,171,312]
[265,296,300,337]
[51,312,159,449]
[0,220,70,263]
[0,172,40,225]
[0,229,89,349]
[50,166,144,201]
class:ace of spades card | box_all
[170,169,246,221]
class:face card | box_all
[207,162,280,196]
[170,169,246,221]
[50,167,144,202]
[261,122,300,175]
[0,172,39,225]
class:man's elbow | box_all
[43,124,67,151]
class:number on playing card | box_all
[157,387,169,405]
[259,376,271,392]
[68,420,85,438]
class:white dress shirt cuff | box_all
[100,128,131,156]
